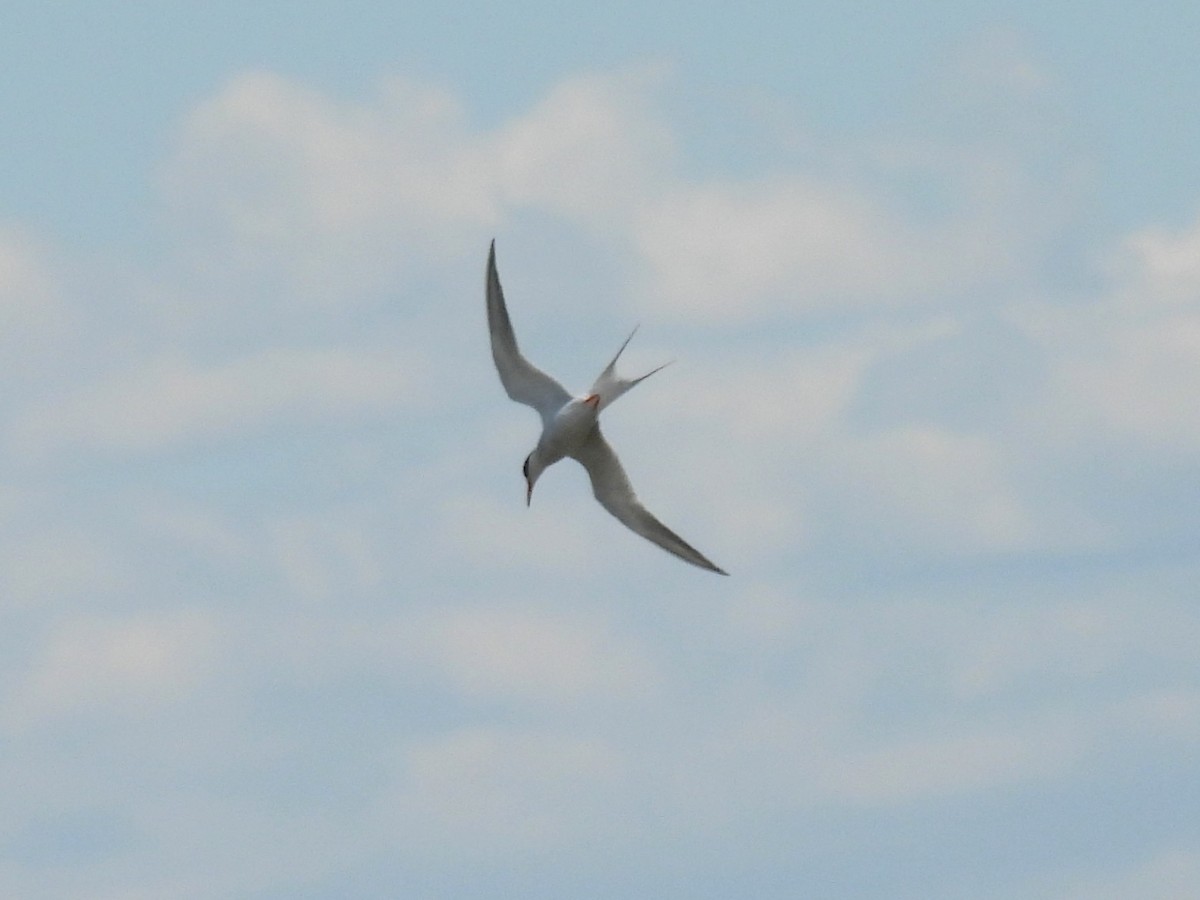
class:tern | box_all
[486,241,728,575]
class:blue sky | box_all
[2,3,1199,898]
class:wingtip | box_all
[487,241,499,284]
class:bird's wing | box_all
[588,325,672,413]
[487,241,571,420]
[572,427,728,575]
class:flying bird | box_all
[486,241,728,575]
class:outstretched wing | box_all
[572,427,728,575]
[588,325,672,413]
[487,241,570,421]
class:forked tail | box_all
[588,326,674,412]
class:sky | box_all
[2,2,1199,898]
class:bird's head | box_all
[522,452,545,506]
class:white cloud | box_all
[1114,689,1200,743]
[1115,215,1200,305]
[625,40,1068,324]
[134,501,248,567]
[950,604,1127,700]
[947,590,1200,708]
[244,597,665,713]
[157,67,672,310]
[631,163,1046,321]
[155,65,1049,326]
[826,718,1079,804]
[414,606,662,706]
[1054,847,1200,900]
[0,228,74,377]
[433,490,594,573]
[495,66,673,223]
[266,510,386,604]
[829,425,1037,555]
[632,178,918,319]
[3,612,219,730]
[940,27,1058,107]
[160,72,496,299]
[10,345,422,455]
[0,529,126,612]
[1070,313,1200,446]
[1025,218,1200,453]
[390,726,625,855]
[0,228,59,326]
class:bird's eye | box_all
[522,456,530,479]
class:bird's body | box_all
[534,398,599,465]
[485,241,727,575]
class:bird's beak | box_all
[584,393,600,409]
[526,478,533,506]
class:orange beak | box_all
[584,393,600,409]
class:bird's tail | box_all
[588,326,674,412]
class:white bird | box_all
[486,241,728,575]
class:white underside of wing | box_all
[572,428,728,575]
[487,242,570,421]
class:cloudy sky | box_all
[3,2,1200,898]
